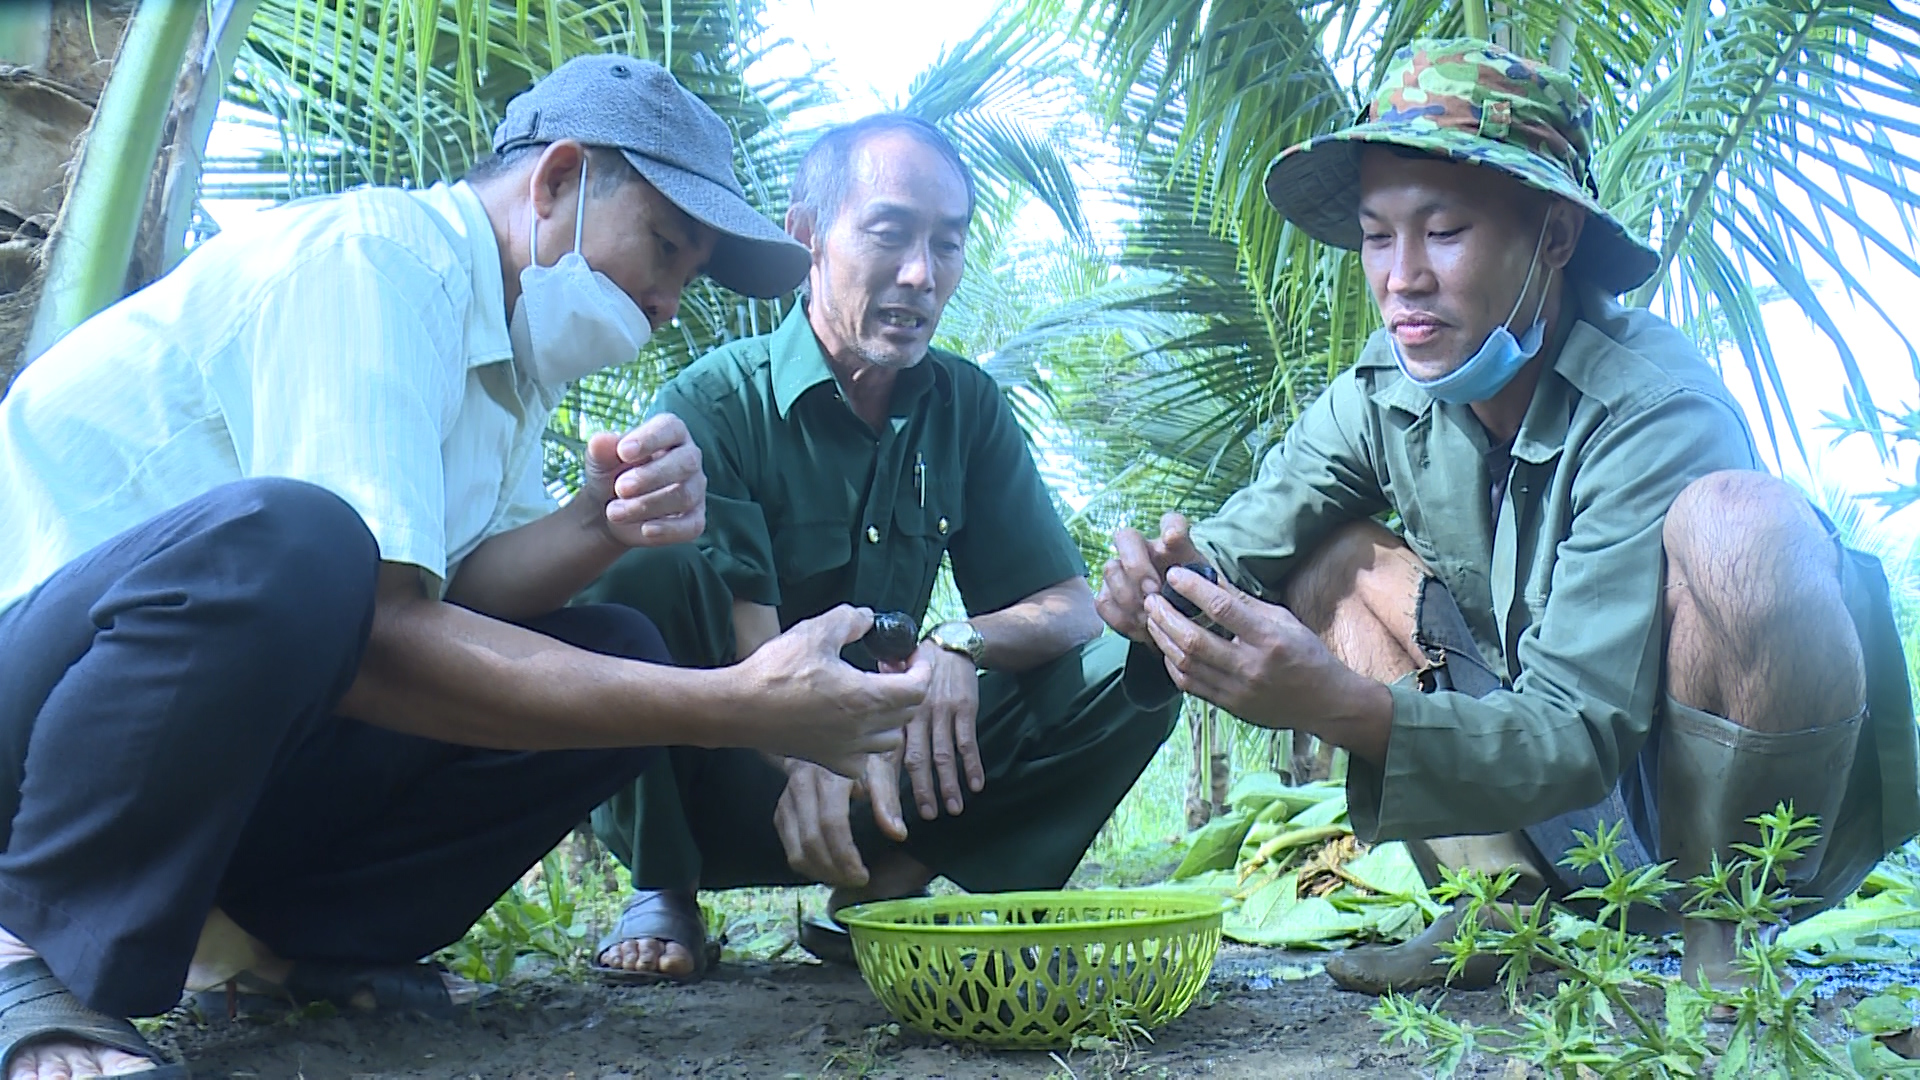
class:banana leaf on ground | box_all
[1165,773,1441,949]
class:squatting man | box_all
[1097,38,1918,997]
[0,56,930,1080]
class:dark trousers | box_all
[583,545,1181,893]
[0,479,662,1018]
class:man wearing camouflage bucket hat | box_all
[1098,39,1918,996]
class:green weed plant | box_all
[1373,804,1916,1079]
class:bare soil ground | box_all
[151,946,1889,1080]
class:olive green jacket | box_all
[1191,286,1920,851]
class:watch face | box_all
[936,621,983,661]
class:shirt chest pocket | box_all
[893,474,966,600]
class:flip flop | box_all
[797,913,857,967]
[0,957,189,1077]
[591,889,721,985]
[190,960,481,1021]
[797,889,932,968]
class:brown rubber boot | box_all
[1324,832,1547,995]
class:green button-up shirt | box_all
[1192,286,1915,846]
[648,305,1085,648]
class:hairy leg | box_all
[1663,471,1866,732]
[1280,521,1430,782]
[1283,519,1432,688]
[1661,470,1868,999]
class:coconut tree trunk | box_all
[0,0,135,392]
[2,0,256,388]
[22,0,201,365]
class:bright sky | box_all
[204,0,1920,549]
[753,0,1002,116]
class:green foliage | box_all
[1846,987,1920,1078]
[1373,805,1862,1079]
[441,848,601,984]
[1045,0,1920,507]
[1783,852,1920,965]
[1835,407,1920,515]
[1167,774,1439,950]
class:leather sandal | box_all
[191,960,478,1021]
[591,888,720,985]
[1323,902,1506,995]
[797,889,932,968]
[0,957,188,1077]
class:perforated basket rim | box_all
[837,888,1235,938]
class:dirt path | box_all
[157,948,1538,1079]
[162,945,1906,1078]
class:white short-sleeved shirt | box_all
[0,181,560,617]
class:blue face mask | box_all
[1394,220,1554,406]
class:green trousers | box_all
[579,545,1181,892]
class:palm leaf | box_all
[1070,0,1920,483]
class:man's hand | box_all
[901,642,983,820]
[1145,566,1392,761]
[774,754,908,888]
[1098,512,1207,644]
[581,414,707,548]
[735,606,929,778]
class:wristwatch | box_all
[925,620,986,666]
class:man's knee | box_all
[1280,519,1429,686]
[206,478,380,635]
[1283,519,1423,635]
[1663,470,1864,727]
[1664,470,1844,634]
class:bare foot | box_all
[7,1040,154,1079]
[184,908,286,993]
[596,938,696,977]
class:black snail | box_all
[863,611,919,663]
[1163,563,1232,637]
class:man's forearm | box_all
[342,565,736,749]
[444,495,627,620]
[733,599,782,661]
[1303,676,1394,766]
[970,578,1105,673]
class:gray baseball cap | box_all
[493,54,810,299]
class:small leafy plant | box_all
[441,847,602,983]
[1373,804,1871,1079]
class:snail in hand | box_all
[1163,563,1232,638]
[862,610,919,664]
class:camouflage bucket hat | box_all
[1264,38,1659,295]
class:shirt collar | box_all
[1359,331,1429,417]
[769,302,949,420]
[409,180,513,370]
[1508,290,1597,464]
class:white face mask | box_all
[509,158,652,389]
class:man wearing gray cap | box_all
[0,54,925,1079]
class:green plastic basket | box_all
[836,889,1234,1049]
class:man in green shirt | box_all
[1100,39,1918,994]
[583,114,1181,981]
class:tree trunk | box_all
[0,0,135,392]
[1185,704,1229,830]
[2,0,252,389]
